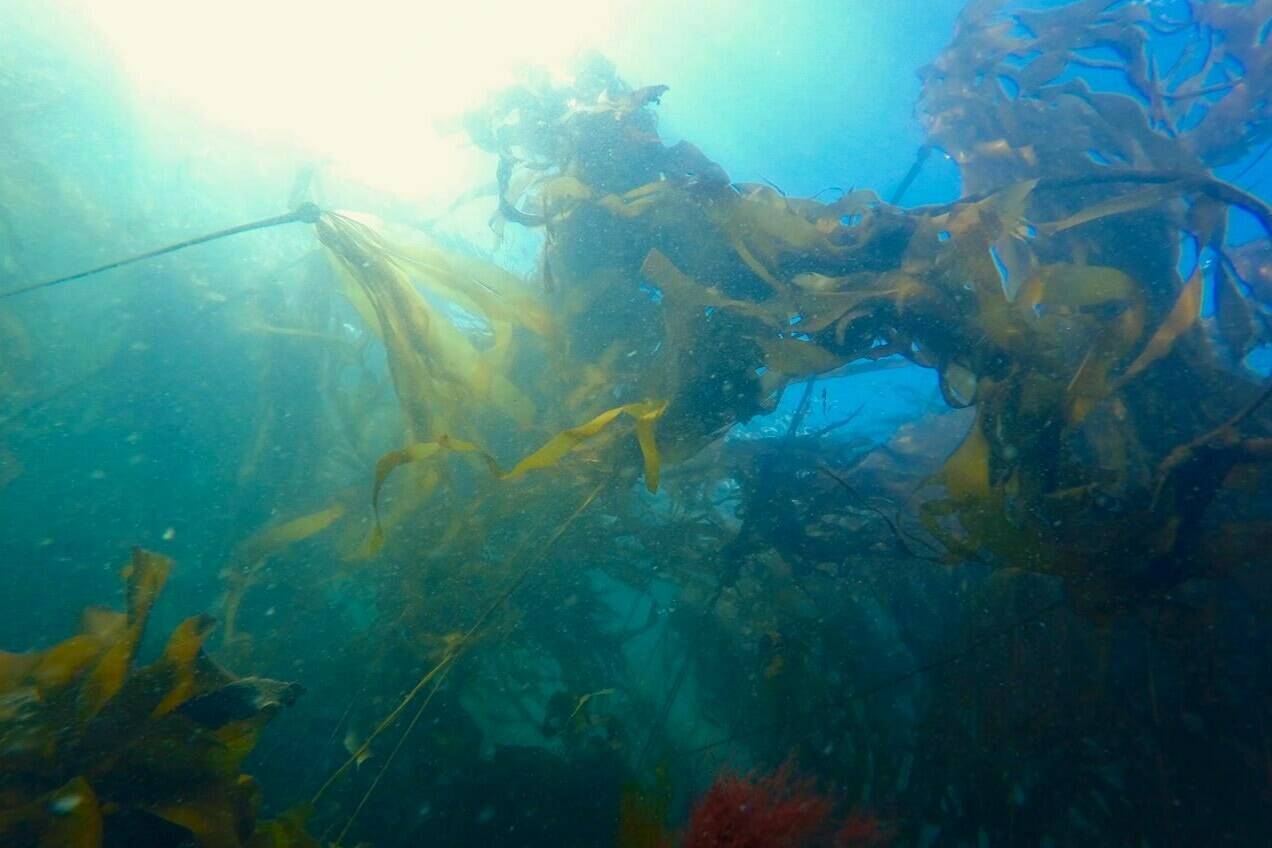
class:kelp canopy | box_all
[3,1,1272,846]
[455,3,1272,611]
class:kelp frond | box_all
[0,549,311,847]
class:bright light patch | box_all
[72,0,629,198]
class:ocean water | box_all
[1,1,1270,846]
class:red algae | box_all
[682,765,896,848]
[682,764,834,848]
[833,810,894,847]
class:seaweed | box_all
[8,3,1272,844]
[0,205,321,301]
[468,55,1272,606]
[0,549,311,847]
[681,762,891,848]
[221,504,348,652]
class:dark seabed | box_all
[2,1,1271,845]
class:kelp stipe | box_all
[0,203,321,300]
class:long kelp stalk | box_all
[0,202,321,299]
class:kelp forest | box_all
[3,1,1272,845]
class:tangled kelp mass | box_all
[3,1,1272,846]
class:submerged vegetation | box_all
[0,549,310,847]
[3,0,1272,845]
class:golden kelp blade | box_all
[1116,268,1204,387]
[315,211,547,438]
[235,504,348,565]
[568,688,616,720]
[222,505,346,647]
[756,337,845,385]
[24,634,103,691]
[499,401,667,484]
[1035,182,1184,238]
[360,437,488,556]
[150,784,258,848]
[317,212,476,436]
[3,608,126,694]
[632,404,665,492]
[121,546,173,618]
[151,614,218,717]
[936,414,993,502]
[642,247,888,338]
[640,249,789,330]
[533,175,671,223]
[369,438,483,517]
[78,548,172,717]
[375,225,554,337]
[365,401,669,553]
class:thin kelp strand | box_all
[331,666,451,847]
[819,464,944,560]
[808,402,866,439]
[0,202,321,300]
[307,646,454,808]
[785,378,818,437]
[309,479,606,810]
[888,144,933,206]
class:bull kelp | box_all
[2,1,1272,846]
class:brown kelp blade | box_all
[1116,268,1204,388]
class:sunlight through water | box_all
[72,0,631,198]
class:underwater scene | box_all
[2,0,1272,845]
